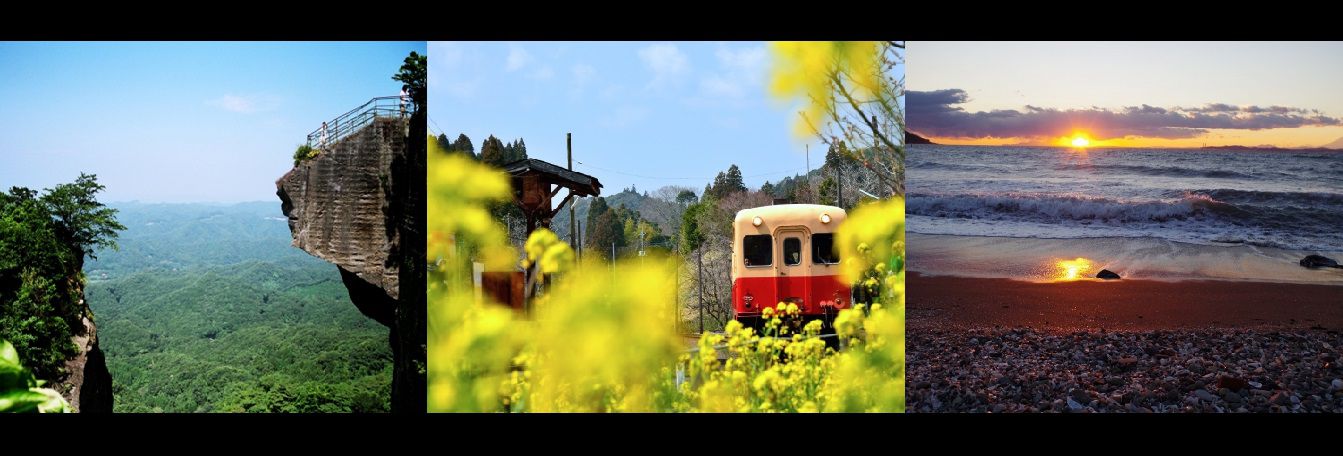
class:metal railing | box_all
[306,95,416,148]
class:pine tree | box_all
[818,176,838,206]
[479,135,506,166]
[453,134,475,156]
[724,164,746,195]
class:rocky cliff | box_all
[56,280,113,413]
[276,115,425,413]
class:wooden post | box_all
[568,133,576,249]
[838,161,843,208]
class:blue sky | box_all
[0,41,425,203]
[430,42,859,196]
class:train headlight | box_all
[819,213,831,224]
[752,216,763,227]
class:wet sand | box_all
[907,232,1343,285]
[908,272,1343,332]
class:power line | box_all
[574,160,808,182]
[427,115,445,137]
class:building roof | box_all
[502,158,603,197]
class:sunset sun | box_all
[1070,135,1090,148]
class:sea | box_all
[906,145,1343,283]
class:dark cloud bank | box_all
[908,89,1340,140]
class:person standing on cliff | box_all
[399,86,409,117]
[320,121,329,149]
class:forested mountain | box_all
[1,174,122,411]
[84,203,391,412]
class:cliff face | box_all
[57,279,113,413]
[276,115,425,413]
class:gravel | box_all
[908,328,1343,413]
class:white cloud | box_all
[638,44,689,89]
[507,45,533,72]
[717,46,768,73]
[207,94,279,114]
[697,45,768,100]
[530,65,555,81]
[599,106,649,129]
[430,41,463,68]
[568,64,598,100]
[572,64,596,84]
[443,78,483,99]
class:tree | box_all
[723,165,746,195]
[0,174,121,380]
[40,173,126,267]
[769,41,904,196]
[587,210,626,260]
[793,179,818,204]
[679,202,707,255]
[392,51,427,112]
[705,164,747,200]
[760,181,776,198]
[675,190,698,207]
[452,134,475,156]
[583,197,610,250]
[818,176,838,206]
[479,135,507,166]
[436,134,452,152]
[512,138,528,162]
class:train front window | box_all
[783,238,801,266]
[742,235,772,267]
[812,233,839,264]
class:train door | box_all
[774,227,811,311]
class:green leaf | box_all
[0,341,18,366]
[0,389,50,413]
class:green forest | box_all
[1,174,123,381]
[85,202,391,412]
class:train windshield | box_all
[812,233,839,264]
[784,238,801,265]
[743,234,772,267]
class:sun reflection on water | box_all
[1054,257,1093,281]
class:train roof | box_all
[733,204,846,229]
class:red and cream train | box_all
[730,204,851,330]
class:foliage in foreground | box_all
[293,144,318,166]
[428,139,904,412]
[0,340,71,413]
[1,174,123,380]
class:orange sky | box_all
[928,125,1343,149]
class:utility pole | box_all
[805,143,811,197]
[568,133,576,249]
[837,162,843,208]
[697,247,704,334]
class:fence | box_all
[306,95,416,148]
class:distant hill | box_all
[906,131,935,145]
[86,202,314,281]
[1201,145,1343,152]
[1323,136,1343,149]
[550,190,685,243]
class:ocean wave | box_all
[907,191,1241,223]
[908,161,996,172]
[1182,189,1343,209]
[907,191,1343,251]
[1053,163,1255,179]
